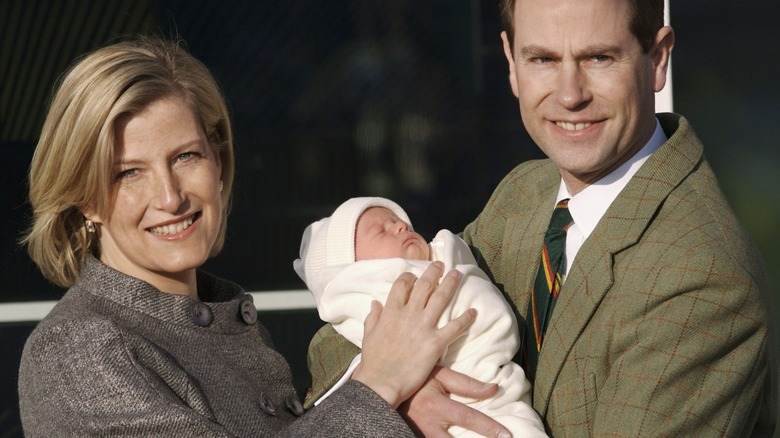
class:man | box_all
[306,0,777,435]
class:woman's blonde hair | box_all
[23,36,235,288]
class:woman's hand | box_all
[352,261,475,409]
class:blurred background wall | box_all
[1,0,778,435]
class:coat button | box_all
[259,392,277,416]
[191,302,213,327]
[285,394,304,416]
[239,296,257,325]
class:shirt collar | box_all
[556,118,667,240]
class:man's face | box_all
[502,0,672,194]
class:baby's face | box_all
[355,207,430,261]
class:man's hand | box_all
[400,367,511,438]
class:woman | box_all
[18,37,476,437]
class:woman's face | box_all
[86,95,223,296]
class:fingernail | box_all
[497,432,511,438]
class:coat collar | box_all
[65,255,252,335]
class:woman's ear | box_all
[81,206,103,225]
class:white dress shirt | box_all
[557,119,667,279]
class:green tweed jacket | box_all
[306,114,777,436]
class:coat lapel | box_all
[500,163,559,321]
[532,114,704,415]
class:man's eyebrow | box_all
[578,44,622,57]
[518,45,555,58]
[518,44,623,59]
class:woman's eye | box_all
[116,168,138,180]
[176,151,204,164]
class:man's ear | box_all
[651,26,675,93]
[500,31,520,98]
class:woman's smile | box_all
[148,212,199,237]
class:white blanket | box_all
[312,230,547,437]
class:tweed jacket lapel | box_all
[498,162,559,323]
[532,114,704,415]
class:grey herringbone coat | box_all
[19,256,412,437]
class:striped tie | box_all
[524,199,573,381]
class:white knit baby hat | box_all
[293,197,412,293]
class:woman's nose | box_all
[153,172,184,212]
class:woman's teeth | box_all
[149,215,194,235]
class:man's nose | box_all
[555,63,592,109]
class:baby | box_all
[294,197,547,437]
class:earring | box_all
[219,180,224,193]
[85,219,96,234]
